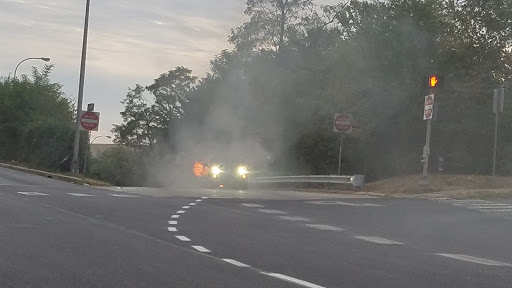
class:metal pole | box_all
[71,0,91,173]
[422,119,432,177]
[338,133,344,175]
[493,111,499,176]
[83,131,92,177]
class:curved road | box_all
[1,166,512,287]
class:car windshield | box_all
[1,0,512,287]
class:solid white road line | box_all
[458,203,510,206]
[67,193,94,197]
[280,216,311,221]
[109,194,139,198]
[261,272,326,288]
[436,253,512,266]
[189,203,197,205]
[307,200,381,207]
[242,203,264,208]
[306,224,343,231]
[222,259,250,268]
[167,227,177,232]
[192,245,210,253]
[168,221,178,225]
[258,209,287,214]
[489,209,512,212]
[171,215,180,218]
[176,210,186,214]
[175,235,191,242]
[354,236,403,245]
[182,206,190,209]
[17,192,49,196]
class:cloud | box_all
[0,0,338,140]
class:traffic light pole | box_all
[422,118,432,178]
[420,86,436,189]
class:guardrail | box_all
[249,175,365,188]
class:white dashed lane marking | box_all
[171,215,180,218]
[261,272,326,288]
[189,203,197,206]
[306,224,343,231]
[176,210,186,214]
[67,193,94,197]
[167,227,177,232]
[196,199,202,202]
[258,209,287,214]
[192,246,211,253]
[436,253,512,266]
[280,216,311,221]
[182,206,190,209]
[17,192,49,196]
[222,259,250,267]
[168,221,178,225]
[354,236,403,245]
[201,197,208,199]
[175,235,191,242]
[241,203,264,208]
[109,194,139,198]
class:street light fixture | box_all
[83,135,112,176]
[13,57,51,79]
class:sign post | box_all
[333,113,353,175]
[493,88,505,176]
[420,94,435,188]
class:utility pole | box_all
[71,0,91,173]
[492,88,505,176]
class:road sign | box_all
[333,113,353,133]
[80,111,100,131]
[424,94,435,120]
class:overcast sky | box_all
[0,0,337,143]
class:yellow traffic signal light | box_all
[429,76,438,87]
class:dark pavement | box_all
[1,166,512,287]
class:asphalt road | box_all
[1,167,512,287]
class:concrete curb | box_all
[0,162,110,186]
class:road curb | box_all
[0,162,110,186]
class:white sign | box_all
[333,113,353,133]
[424,94,435,120]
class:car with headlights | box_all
[208,163,249,190]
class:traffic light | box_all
[429,76,438,88]
[423,75,443,89]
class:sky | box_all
[0,0,337,143]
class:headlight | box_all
[238,166,248,175]
[211,166,221,175]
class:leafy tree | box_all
[229,0,315,52]
[112,84,157,149]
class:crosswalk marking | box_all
[435,198,512,215]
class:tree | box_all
[229,0,314,53]
[146,66,197,144]
[0,65,75,170]
[112,84,157,149]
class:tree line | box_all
[2,0,511,187]
[110,0,511,186]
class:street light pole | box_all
[14,57,51,79]
[71,0,92,173]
